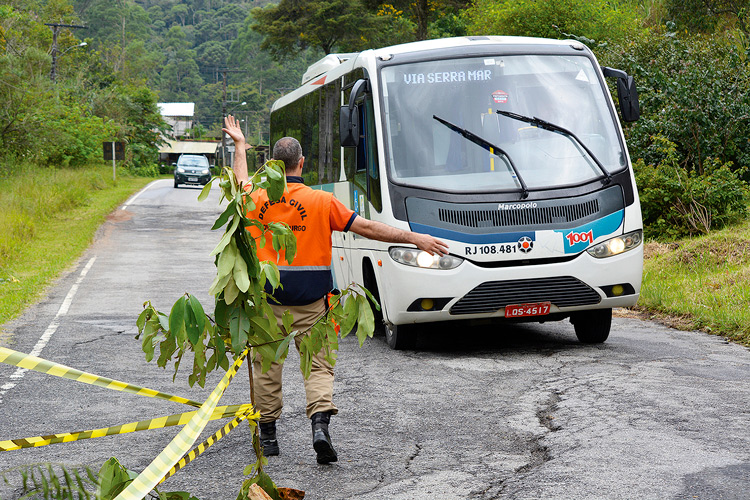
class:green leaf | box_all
[261,261,281,290]
[210,215,240,256]
[169,297,187,343]
[362,284,381,311]
[250,315,279,341]
[274,332,296,362]
[215,299,230,327]
[229,305,250,354]
[157,335,176,368]
[216,238,237,277]
[185,295,206,345]
[282,309,294,334]
[158,312,170,331]
[299,336,313,380]
[141,329,156,362]
[233,253,251,293]
[136,307,149,334]
[198,178,215,202]
[212,198,236,231]
[265,162,287,201]
[356,294,375,346]
[339,294,358,337]
[209,268,232,297]
[96,458,131,500]
[224,276,240,305]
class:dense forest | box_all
[1,0,750,236]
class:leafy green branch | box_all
[134,160,378,498]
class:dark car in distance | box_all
[174,154,211,188]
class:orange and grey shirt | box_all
[246,176,357,305]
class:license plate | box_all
[188,177,198,182]
[504,302,551,318]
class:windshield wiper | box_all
[432,115,529,199]
[496,110,612,185]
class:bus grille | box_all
[438,200,600,228]
[449,276,601,315]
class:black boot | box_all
[259,421,279,456]
[311,411,338,464]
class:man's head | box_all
[272,137,303,173]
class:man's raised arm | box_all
[222,115,249,185]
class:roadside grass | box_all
[639,223,750,347]
[0,163,155,325]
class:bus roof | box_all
[300,36,582,84]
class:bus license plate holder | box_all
[505,302,551,318]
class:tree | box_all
[666,0,750,34]
[160,26,203,101]
[362,0,471,41]
[463,0,640,44]
[251,0,383,57]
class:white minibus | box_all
[270,36,643,349]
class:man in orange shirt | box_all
[223,115,447,464]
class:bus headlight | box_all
[587,230,642,258]
[389,247,464,269]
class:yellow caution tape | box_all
[0,404,254,452]
[115,348,249,500]
[0,347,202,408]
[159,408,258,484]
[0,345,257,495]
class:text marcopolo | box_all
[498,202,538,210]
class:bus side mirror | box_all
[340,79,370,147]
[616,75,640,122]
[602,67,640,122]
[340,105,360,147]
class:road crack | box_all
[405,442,422,474]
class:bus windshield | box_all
[380,54,626,193]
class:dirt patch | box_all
[643,241,680,260]
[614,306,698,331]
[106,209,133,223]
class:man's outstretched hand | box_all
[222,115,250,149]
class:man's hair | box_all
[272,137,303,172]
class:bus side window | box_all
[363,97,381,212]
[343,69,382,213]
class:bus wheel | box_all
[385,323,417,350]
[570,308,612,344]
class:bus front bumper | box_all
[378,245,643,326]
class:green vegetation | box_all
[640,224,750,346]
[1,457,201,499]
[0,165,153,324]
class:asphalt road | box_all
[1,179,749,500]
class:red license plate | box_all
[504,302,551,318]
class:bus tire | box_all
[385,323,417,350]
[571,308,612,344]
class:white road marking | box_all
[121,179,171,211]
[0,256,97,404]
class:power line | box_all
[45,23,88,83]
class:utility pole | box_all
[45,22,88,83]
[219,68,245,168]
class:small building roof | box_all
[158,102,195,117]
[159,139,219,155]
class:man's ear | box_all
[298,156,305,170]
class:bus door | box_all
[342,80,382,284]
